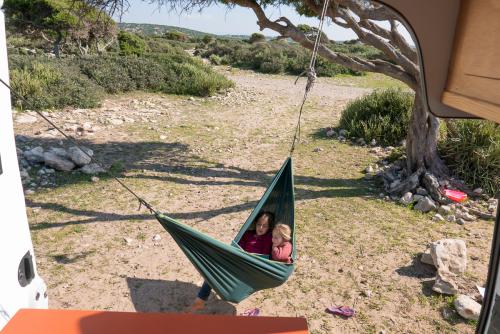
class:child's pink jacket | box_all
[271,241,292,263]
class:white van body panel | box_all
[0,1,48,330]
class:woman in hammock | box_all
[188,211,275,312]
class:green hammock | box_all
[155,157,295,303]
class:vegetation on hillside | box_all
[196,37,383,76]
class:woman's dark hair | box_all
[250,211,275,230]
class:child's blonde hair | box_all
[273,223,292,241]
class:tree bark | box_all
[406,92,448,176]
[53,30,63,58]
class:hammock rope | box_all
[0,77,158,215]
[289,0,331,155]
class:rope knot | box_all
[305,68,317,93]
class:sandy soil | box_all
[16,69,494,333]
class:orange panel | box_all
[1,309,309,334]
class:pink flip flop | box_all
[326,306,355,318]
[241,308,260,316]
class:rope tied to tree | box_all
[289,0,330,155]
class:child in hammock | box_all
[188,211,274,312]
[271,223,293,263]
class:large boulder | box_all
[430,239,467,275]
[43,152,75,171]
[24,147,45,163]
[454,295,481,320]
[433,269,458,295]
[68,146,93,166]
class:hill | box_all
[118,23,214,38]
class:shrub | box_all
[164,30,189,42]
[78,53,233,96]
[209,54,222,65]
[338,88,414,146]
[118,31,147,56]
[249,33,266,44]
[9,55,103,110]
[439,120,499,196]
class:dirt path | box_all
[16,69,493,333]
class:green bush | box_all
[209,54,222,65]
[9,55,103,110]
[439,120,499,196]
[77,53,233,96]
[338,88,414,146]
[118,31,147,56]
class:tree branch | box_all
[232,0,417,89]
[336,7,418,77]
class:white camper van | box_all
[0,0,48,329]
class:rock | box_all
[433,213,445,221]
[416,187,428,196]
[412,194,424,203]
[356,138,366,146]
[430,239,467,275]
[454,295,481,320]
[399,192,414,205]
[68,146,93,166]
[25,189,35,195]
[362,290,372,298]
[159,135,167,140]
[420,250,435,266]
[365,165,374,174]
[433,269,459,295]
[438,205,452,215]
[473,188,483,195]
[325,129,336,137]
[370,139,377,146]
[109,118,124,125]
[337,135,346,142]
[446,215,456,223]
[48,147,68,158]
[82,122,93,130]
[388,168,423,195]
[24,147,45,163]
[80,163,106,175]
[422,172,448,204]
[414,197,437,213]
[488,204,497,213]
[91,176,99,182]
[152,234,161,242]
[43,152,75,171]
[16,113,38,124]
[457,218,466,225]
[339,129,348,137]
[20,170,31,185]
[457,211,476,222]
[313,147,323,152]
[123,237,134,245]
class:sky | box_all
[118,0,360,41]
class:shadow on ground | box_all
[395,253,436,279]
[23,135,376,228]
[126,277,236,315]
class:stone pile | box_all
[421,239,482,320]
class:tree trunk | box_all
[53,31,63,58]
[406,91,448,176]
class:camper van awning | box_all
[379,0,500,124]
